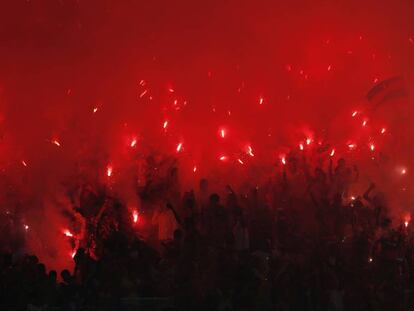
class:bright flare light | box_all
[330,149,335,157]
[63,230,73,237]
[132,210,139,224]
[107,165,113,177]
[176,143,182,152]
[247,145,254,157]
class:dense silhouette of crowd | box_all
[1,155,414,310]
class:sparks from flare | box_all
[381,127,386,134]
[330,149,335,157]
[219,155,227,161]
[107,165,113,177]
[352,111,358,117]
[238,159,244,165]
[299,143,304,151]
[132,210,139,224]
[139,90,148,98]
[163,120,168,130]
[247,145,254,157]
[63,230,73,237]
[220,128,226,138]
[130,138,137,147]
[52,140,61,147]
[259,97,264,105]
[176,143,182,153]
[193,165,197,173]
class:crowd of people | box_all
[1,153,414,311]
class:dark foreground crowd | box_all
[1,156,414,311]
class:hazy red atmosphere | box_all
[1,0,414,278]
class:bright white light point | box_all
[306,138,311,145]
[352,111,358,117]
[52,140,61,147]
[299,144,304,151]
[133,210,139,223]
[405,221,409,228]
[381,127,386,134]
[401,168,407,175]
[238,159,244,165]
[259,97,264,105]
[22,160,27,167]
[193,166,197,173]
[348,144,356,149]
[362,120,367,127]
[93,107,98,113]
[24,225,29,230]
[330,149,335,157]
[247,146,254,157]
[107,165,113,177]
[176,143,182,152]
[163,120,168,129]
[63,230,73,237]
[281,157,286,165]
[370,144,375,151]
[219,156,227,161]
